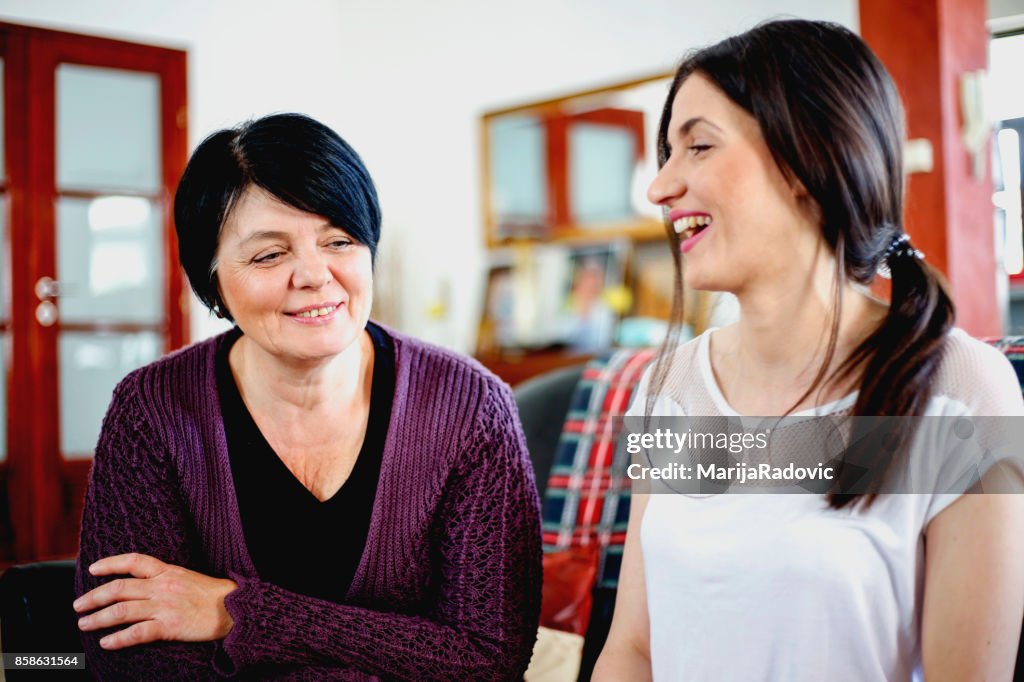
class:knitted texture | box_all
[75,325,542,681]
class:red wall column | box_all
[861,0,999,336]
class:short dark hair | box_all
[173,113,382,320]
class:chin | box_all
[287,341,346,364]
[285,323,361,358]
[683,258,742,293]
[683,269,720,292]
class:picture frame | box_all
[558,241,629,351]
[477,263,517,355]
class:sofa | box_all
[515,348,654,680]
[0,558,86,680]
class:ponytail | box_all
[828,237,955,508]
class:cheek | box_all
[713,154,760,207]
[707,157,796,245]
[220,268,286,313]
[334,253,374,293]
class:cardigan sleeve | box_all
[75,376,225,681]
[77,374,421,681]
[218,380,543,681]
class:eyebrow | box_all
[678,116,723,136]
[239,223,342,246]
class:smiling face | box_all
[648,73,823,294]
[214,186,373,365]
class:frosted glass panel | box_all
[490,115,548,229]
[56,196,164,323]
[56,64,161,192]
[569,123,636,224]
[60,332,161,457]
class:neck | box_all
[724,250,885,390]
[229,330,372,413]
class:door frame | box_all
[1,21,189,561]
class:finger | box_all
[99,620,164,650]
[74,578,153,613]
[78,599,154,632]
[89,552,166,579]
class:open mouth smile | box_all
[670,212,713,254]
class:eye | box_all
[253,251,284,264]
[327,238,354,249]
[688,144,712,157]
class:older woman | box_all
[73,113,541,681]
[595,19,1024,681]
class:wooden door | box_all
[0,22,188,562]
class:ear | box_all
[793,181,823,227]
[211,273,231,320]
[790,174,810,200]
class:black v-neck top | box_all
[215,322,395,603]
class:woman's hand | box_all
[74,553,237,650]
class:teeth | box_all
[297,305,336,318]
[672,215,712,234]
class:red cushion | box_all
[540,544,599,636]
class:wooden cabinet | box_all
[476,350,594,388]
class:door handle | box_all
[35,301,58,327]
[35,276,61,301]
[34,277,60,327]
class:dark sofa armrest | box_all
[0,559,90,680]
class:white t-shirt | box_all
[629,328,1024,681]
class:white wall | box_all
[991,0,1024,22]
[1,0,857,350]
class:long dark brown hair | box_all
[648,19,955,508]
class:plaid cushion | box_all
[541,348,655,589]
[985,336,1024,392]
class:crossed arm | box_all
[74,381,542,680]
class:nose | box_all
[647,159,685,207]
[291,249,331,289]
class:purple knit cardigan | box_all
[74,325,542,681]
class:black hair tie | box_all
[884,233,924,262]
